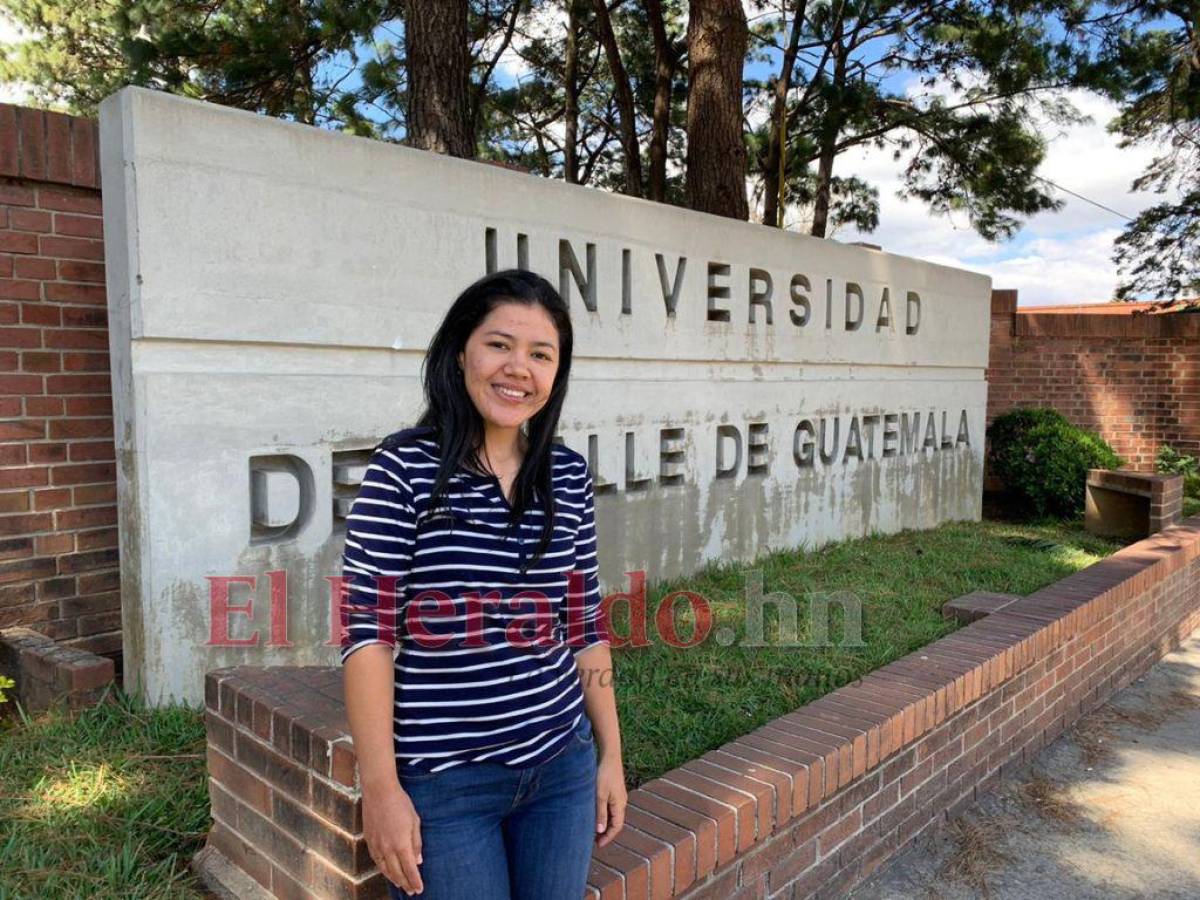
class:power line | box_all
[1033,174,1134,222]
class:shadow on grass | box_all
[0,686,210,899]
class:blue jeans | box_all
[387,715,598,900]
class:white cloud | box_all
[0,13,36,106]
[829,87,1170,304]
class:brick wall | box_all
[197,518,1200,899]
[0,104,119,664]
[987,289,1200,471]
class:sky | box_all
[824,87,1164,306]
[0,8,1172,307]
[491,5,1170,307]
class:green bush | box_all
[1156,444,1200,499]
[988,408,1123,519]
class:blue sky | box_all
[0,7,1169,305]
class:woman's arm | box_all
[338,444,424,893]
[575,641,627,847]
[343,645,424,893]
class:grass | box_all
[0,687,208,899]
[611,517,1119,785]
[0,515,1121,898]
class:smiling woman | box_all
[338,269,627,900]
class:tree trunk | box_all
[646,0,676,202]
[685,0,749,220]
[762,1,806,229]
[809,14,847,239]
[564,0,581,184]
[406,0,475,158]
[591,0,643,196]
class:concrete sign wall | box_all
[100,87,991,706]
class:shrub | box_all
[988,408,1123,518]
[0,674,14,706]
[1156,444,1200,499]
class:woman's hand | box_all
[594,753,628,847]
[362,778,424,895]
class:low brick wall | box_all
[0,624,115,712]
[197,518,1200,900]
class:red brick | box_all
[17,108,45,180]
[77,609,121,636]
[53,212,102,239]
[37,188,102,215]
[67,441,114,462]
[32,487,71,510]
[76,525,117,554]
[0,466,48,488]
[56,260,104,282]
[638,782,739,868]
[28,442,66,463]
[46,373,109,394]
[0,107,17,177]
[60,306,106,328]
[0,422,43,441]
[21,303,61,326]
[44,282,104,304]
[0,491,29,514]
[21,352,62,376]
[624,807,697,893]
[43,328,107,351]
[0,184,34,207]
[0,326,41,348]
[70,120,98,188]
[629,788,720,879]
[816,807,862,860]
[73,482,115,505]
[38,235,103,261]
[56,505,116,529]
[665,767,760,852]
[9,209,51,233]
[0,511,53,535]
[57,547,118,573]
[207,744,273,816]
[63,395,110,416]
[44,111,72,184]
[50,462,115,485]
[62,351,109,371]
[592,842,651,900]
[0,279,39,301]
[0,232,38,255]
[48,417,112,439]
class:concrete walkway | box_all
[851,629,1200,900]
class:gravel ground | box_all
[850,629,1200,900]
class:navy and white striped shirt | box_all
[338,426,610,774]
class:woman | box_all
[338,269,627,900]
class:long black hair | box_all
[397,268,574,574]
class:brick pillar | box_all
[0,104,119,664]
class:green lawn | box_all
[0,516,1121,899]
[611,517,1119,785]
[0,689,207,899]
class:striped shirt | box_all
[338,426,610,774]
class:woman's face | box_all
[457,301,561,439]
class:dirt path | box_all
[851,630,1200,900]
